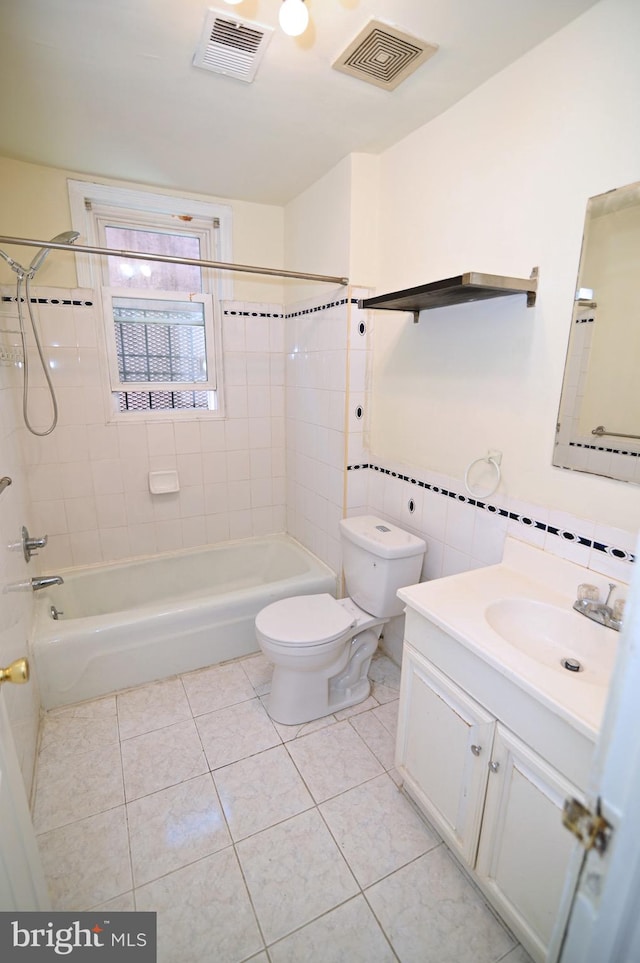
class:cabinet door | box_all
[396,644,495,864]
[475,724,581,963]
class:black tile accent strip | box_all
[570,441,639,458]
[347,463,635,564]
[223,298,359,320]
[285,298,359,319]
[224,309,284,318]
[1,296,93,307]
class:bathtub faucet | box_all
[31,575,64,591]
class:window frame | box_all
[68,179,232,420]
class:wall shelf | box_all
[358,269,538,322]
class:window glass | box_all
[112,296,207,384]
[104,226,202,291]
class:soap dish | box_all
[148,470,180,494]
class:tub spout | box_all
[31,575,64,591]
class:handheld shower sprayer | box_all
[0,230,80,279]
[0,230,81,436]
[28,231,80,277]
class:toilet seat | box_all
[255,593,356,647]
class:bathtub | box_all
[32,534,337,709]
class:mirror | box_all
[553,180,640,484]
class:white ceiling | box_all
[0,0,600,205]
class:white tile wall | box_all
[347,459,635,586]
[0,298,41,797]
[285,289,355,571]
[7,289,287,568]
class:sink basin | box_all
[485,598,613,682]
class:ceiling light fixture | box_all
[278,0,309,37]
[221,0,310,38]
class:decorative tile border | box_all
[570,441,640,458]
[1,295,94,307]
[348,462,635,563]
[284,297,358,319]
[223,308,284,318]
[224,297,359,321]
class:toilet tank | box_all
[339,515,426,619]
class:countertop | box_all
[398,538,626,738]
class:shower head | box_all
[28,231,80,276]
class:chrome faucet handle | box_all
[612,598,625,623]
[22,525,48,563]
[603,582,617,610]
[577,583,599,602]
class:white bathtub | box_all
[32,534,337,709]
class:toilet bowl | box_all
[255,516,426,725]
[256,594,385,725]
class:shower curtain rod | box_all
[0,234,349,286]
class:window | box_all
[68,181,232,416]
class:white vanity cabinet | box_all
[396,623,590,963]
[396,646,494,864]
[474,724,580,957]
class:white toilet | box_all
[255,515,426,725]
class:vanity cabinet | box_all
[397,647,494,864]
[475,725,579,956]
[396,640,584,963]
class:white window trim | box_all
[68,178,234,301]
[103,288,217,393]
[68,178,230,421]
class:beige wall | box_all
[283,155,352,304]
[283,152,380,299]
[0,156,285,303]
[369,0,640,533]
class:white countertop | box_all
[398,538,626,739]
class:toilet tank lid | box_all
[340,516,426,560]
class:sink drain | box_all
[561,657,583,673]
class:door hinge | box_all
[562,796,612,854]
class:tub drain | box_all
[561,657,583,673]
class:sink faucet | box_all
[31,575,64,591]
[573,582,624,632]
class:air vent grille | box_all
[333,20,438,90]
[193,10,274,83]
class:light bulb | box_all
[222,1,243,5]
[279,0,309,37]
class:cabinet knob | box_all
[488,761,500,773]
[470,744,482,756]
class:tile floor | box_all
[33,653,533,963]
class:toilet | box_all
[255,515,426,725]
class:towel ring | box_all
[464,455,501,498]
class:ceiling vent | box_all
[193,9,274,84]
[332,19,438,91]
